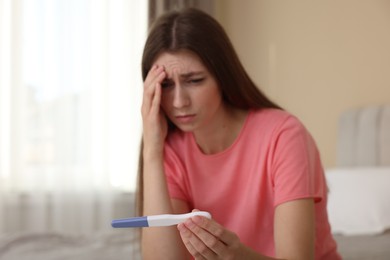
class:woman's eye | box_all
[161,81,173,88]
[188,78,204,84]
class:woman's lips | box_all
[175,114,195,123]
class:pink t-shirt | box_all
[164,109,341,259]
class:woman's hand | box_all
[141,65,168,155]
[177,214,243,260]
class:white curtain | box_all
[0,0,147,234]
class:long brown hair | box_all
[136,8,281,215]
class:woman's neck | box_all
[193,107,248,155]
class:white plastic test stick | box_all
[111,211,212,228]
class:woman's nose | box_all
[172,86,190,108]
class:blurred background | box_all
[1,0,147,235]
[0,0,389,259]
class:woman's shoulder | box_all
[247,108,310,139]
[250,108,302,127]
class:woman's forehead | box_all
[153,50,206,75]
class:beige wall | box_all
[215,0,390,168]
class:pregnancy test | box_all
[111,211,212,228]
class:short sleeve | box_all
[163,144,190,202]
[270,116,325,207]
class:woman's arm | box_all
[141,155,190,259]
[274,198,315,260]
[177,198,315,260]
[141,65,190,259]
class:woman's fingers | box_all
[151,82,162,115]
[192,216,239,247]
[142,65,166,116]
[144,65,163,89]
[141,65,168,147]
[178,216,241,259]
[178,222,215,259]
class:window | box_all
[0,0,147,192]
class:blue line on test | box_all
[111,216,149,228]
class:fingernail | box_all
[177,223,187,233]
[192,216,203,224]
[185,219,195,229]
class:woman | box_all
[138,8,341,260]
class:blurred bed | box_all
[327,104,390,260]
[0,230,140,260]
[0,192,142,260]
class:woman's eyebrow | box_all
[179,71,205,79]
[164,71,205,81]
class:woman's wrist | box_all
[142,146,164,161]
[239,244,281,260]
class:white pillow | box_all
[325,167,390,235]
